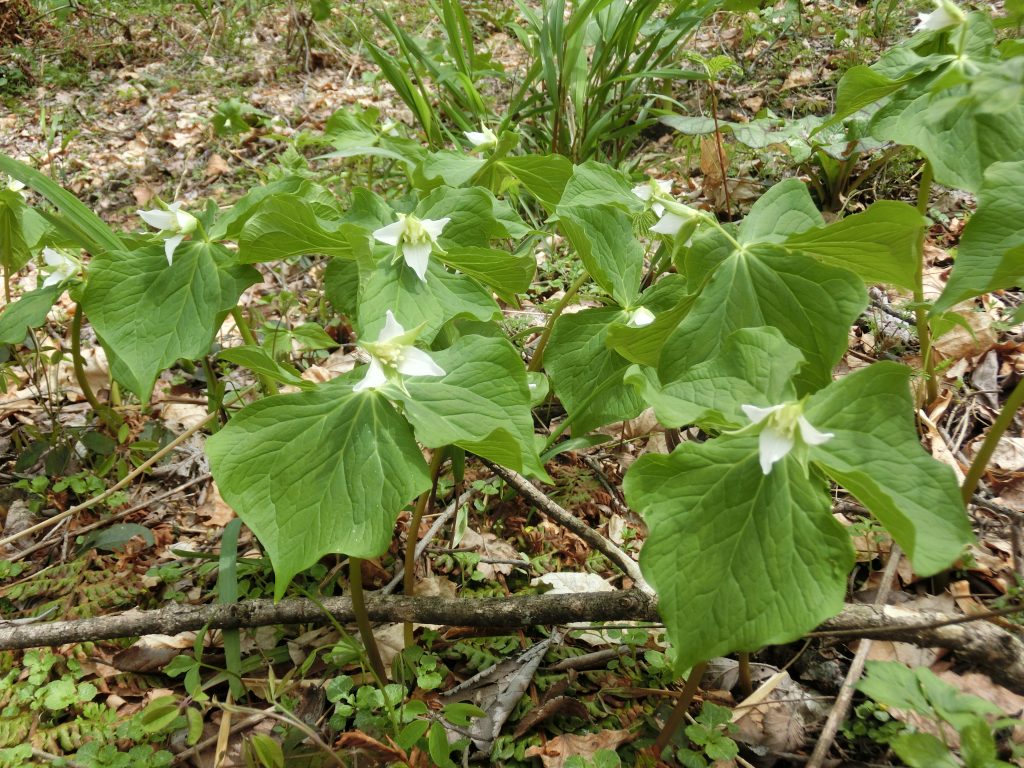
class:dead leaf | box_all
[205,153,230,177]
[198,482,237,526]
[933,309,997,359]
[781,67,815,90]
[524,729,634,768]
[991,437,1024,472]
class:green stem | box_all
[737,652,753,697]
[403,449,446,649]
[71,305,103,416]
[542,375,618,452]
[914,160,938,404]
[230,306,277,396]
[961,375,1024,505]
[527,270,589,373]
[349,557,388,683]
[652,661,707,758]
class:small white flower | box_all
[649,212,689,236]
[464,125,498,150]
[354,310,446,393]
[626,306,656,328]
[6,178,27,199]
[633,178,672,217]
[138,201,198,265]
[373,213,450,283]
[742,402,834,475]
[40,247,80,288]
[914,0,965,32]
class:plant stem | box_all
[349,557,388,683]
[914,160,938,404]
[961,375,1024,505]
[229,306,277,396]
[708,83,732,219]
[403,449,446,648]
[71,304,103,416]
[652,661,707,758]
[737,651,753,697]
[527,270,589,372]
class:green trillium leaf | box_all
[624,435,854,673]
[806,362,972,575]
[206,376,431,600]
[934,161,1024,311]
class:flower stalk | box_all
[403,448,447,649]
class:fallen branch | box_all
[4,591,1024,695]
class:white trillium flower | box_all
[914,0,965,32]
[464,125,498,150]
[137,201,199,266]
[373,213,450,283]
[354,310,446,393]
[6,179,27,199]
[632,178,672,217]
[741,402,834,476]
[41,247,80,288]
[626,306,656,328]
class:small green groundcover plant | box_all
[0,0,1022,760]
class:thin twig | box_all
[484,461,652,593]
[807,544,903,768]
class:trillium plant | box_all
[0,0,1019,701]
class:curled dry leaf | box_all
[523,729,635,768]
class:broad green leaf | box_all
[357,258,499,342]
[624,435,853,672]
[413,150,486,190]
[206,377,430,599]
[217,346,314,390]
[891,733,960,768]
[440,245,535,304]
[393,334,548,479]
[323,258,360,317]
[497,154,574,212]
[857,660,932,713]
[628,327,803,430]
[83,244,227,400]
[0,190,31,271]
[806,362,972,575]
[238,195,370,262]
[417,187,526,247]
[832,65,913,122]
[872,76,1024,193]
[605,292,697,367]
[186,240,261,312]
[0,283,63,344]
[208,177,339,241]
[935,161,1024,311]
[786,201,924,289]
[558,205,644,306]
[546,308,645,435]
[659,246,867,393]
[0,154,124,254]
[737,179,823,245]
[556,161,643,214]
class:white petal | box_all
[42,247,64,267]
[632,184,653,202]
[798,416,834,446]
[41,272,61,288]
[166,201,183,213]
[164,234,184,265]
[403,241,432,282]
[420,217,449,241]
[397,347,445,378]
[758,427,794,475]
[175,208,198,233]
[373,219,406,246]
[379,310,406,342]
[649,212,685,236]
[652,202,665,218]
[627,307,655,328]
[465,131,488,146]
[742,403,785,425]
[138,209,177,231]
[353,356,387,392]
[655,179,672,195]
